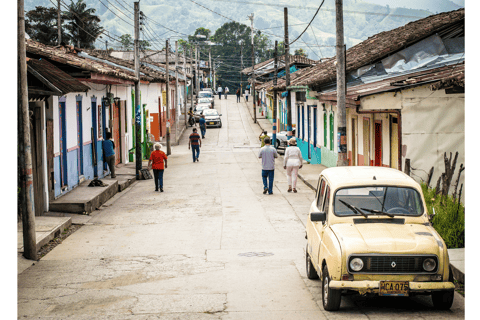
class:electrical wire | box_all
[288,0,324,46]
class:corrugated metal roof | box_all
[27,58,90,94]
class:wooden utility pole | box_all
[209,46,212,88]
[57,0,61,45]
[18,0,37,260]
[175,40,179,144]
[195,44,199,94]
[190,48,194,112]
[134,2,142,177]
[240,46,243,93]
[249,13,256,123]
[272,40,278,148]
[166,40,171,155]
[183,45,187,127]
[336,0,347,166]
[284,7,292,139]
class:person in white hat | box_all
[283,138,303,193]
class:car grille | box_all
[348,255,438,274]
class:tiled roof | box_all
[241,54,317,74]
[273,8,464,90]
[27,58,90,94]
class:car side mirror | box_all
[310,212,326,222]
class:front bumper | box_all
[206,120,221,127]
[329,280,454,294]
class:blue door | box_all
[307,105,311,160]
[59,101,67,187]
[91,100,98,177]
[76,97,84,176]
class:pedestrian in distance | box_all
[103,132,116,178]
[259,130,268,147]
[283,138,303,193]
[245,90,249,102]
[189,128,202,162]
[218,86,223,99]
[199,114,206,139]
[236,88,241,103]
[148,143,168,192]
[225,86,229,99]
[258,137,278,195]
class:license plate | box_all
[209,122,215,125]
[379,281,409,296]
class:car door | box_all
[307,178,327,267]
[318,184,331,264]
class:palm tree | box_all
[63,0,103,49]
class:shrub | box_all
[421,183,465,249]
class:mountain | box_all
[24,0,464,60]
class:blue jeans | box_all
[218,93,222,99]
[192,145,200,162]
[262,169,274,194]
[153,169,164,190]
[236,95,240,102]
[200,125,206,138]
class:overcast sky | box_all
[361,0,464,11]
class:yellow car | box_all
[305,167,455,311]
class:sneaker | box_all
[268,192,273,195]
[197,158,199,162]
[155,189,158,192]
[288,187,292,192]
[263,187,268,194]
[160,188,164,192]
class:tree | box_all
[294,48,308,57]
[63,0,103,49]
[25,6,71,45]
[139,40,151,51]
[120,34,133,50]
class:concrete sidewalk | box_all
[242,98,465,285]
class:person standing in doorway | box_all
[148,143,168,192]
[283,138,303,193]
[188,128,202,162]
[224,86,229,99]
[103,132,116,178]
[199,114,206,139]
[217,86,223,99]
[236,88,241,103]
[258,137,278,195]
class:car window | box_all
[199,98,210,103]
[323,186,330,213]
[199,92,212,98]
[333,186,424,216]
[316,179,326,209]
[203,110,218,116]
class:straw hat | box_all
[288,138,297,146]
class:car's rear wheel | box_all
[275,140,280,149]
[431,267,455,310]
[322,265,341,311]
[306,246,319,280]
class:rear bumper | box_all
[329,280,454,293]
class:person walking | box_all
[236,88,241,103]
[245,90,249,102]
[188,128,202,162]
[283,138,303,193]
[258,137,278,195]
[148,143,168,192]
[217,86,223,99]
[259,130,268,147]
[199,114,206,139]
[103,132,116,178]
[224,86,229,99]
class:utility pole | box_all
[175,40,179,144]
[209,46,212,88]
[190,48,193,112]
[195,44,199,94]
[336,0,347,166]
[240,45,243,94]
[183,45,187,127]
[284,7,292,139]
[134,2,142,178]
[18,0,37,260]
[57,0,61,45]
[248,13,256,123]
[272,40,278,148]
[166,40,171,155]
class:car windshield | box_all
[198,92,212,98]
[203,110,218,116]
[198,98,210,103]
[334,186,424,216]
[196,106,208,112]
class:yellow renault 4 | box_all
[305,167,455,311]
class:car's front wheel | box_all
[306,246,319,280]
[275,139,280,149]
[322,265,341,311]
[431,267,455,310]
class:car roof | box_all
[320,166,418,190]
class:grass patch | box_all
[421,183,464,249]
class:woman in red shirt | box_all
[147,143,168,192]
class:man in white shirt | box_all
[217,86,223,99]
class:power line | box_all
[289,0,324,46]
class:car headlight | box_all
[350,258,364,272]
[423,258,436,272]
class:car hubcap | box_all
[324,276,329,303]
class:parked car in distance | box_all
[196,98,213,109]
[305,167,455,311]
[202,109,222,128]
[197,90,214,107]
[194,105,210,122]
[266,131,288,150]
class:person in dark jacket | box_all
[103,132,116,178]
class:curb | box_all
[297,174,316,192]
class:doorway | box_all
[59,100,67,188]
[374,121,382,166]
[307,105,312,160]
[91,99,98,177]
[390,116,399,169]
[351,117,357,166]
[363,118,370,166]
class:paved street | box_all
[18,96,465,319]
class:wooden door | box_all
[120,101,126,164]
[351,117,357,166]
[374,121,382,166]
[113,101,121,165]
[363,118,370,166]
[390,116,399,169]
